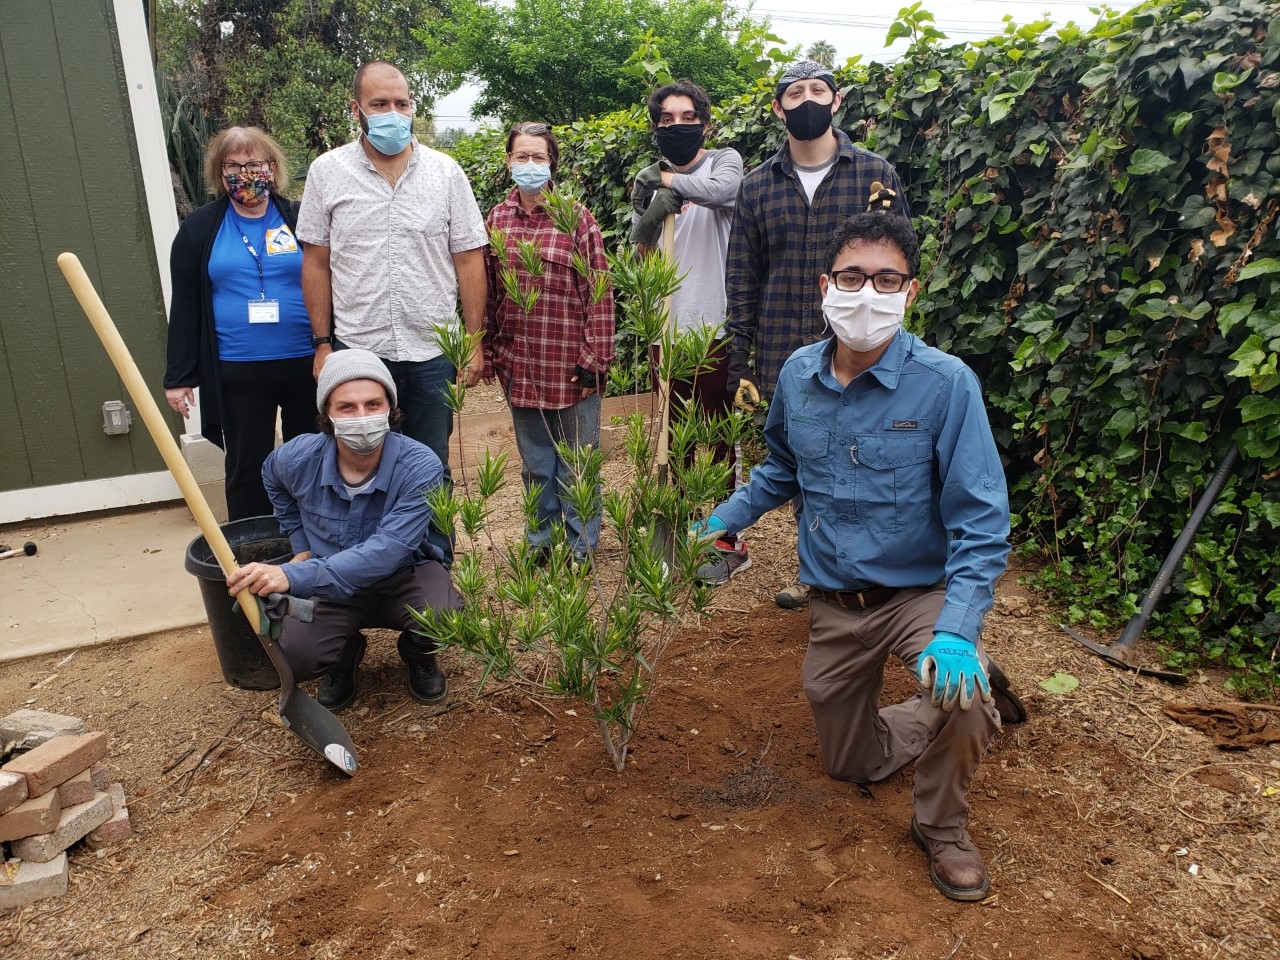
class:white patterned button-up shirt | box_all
[296,139,487,362]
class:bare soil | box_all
[2,392,1278,959]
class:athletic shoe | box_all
[774,581,810,609]
[696,540,751,586]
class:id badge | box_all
[248,299,280,324]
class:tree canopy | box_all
[158,0,443,175]
[417,0,775,125]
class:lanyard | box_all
[227,208,267,300]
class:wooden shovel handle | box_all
[56,252,263,634]
[655,213,677,471]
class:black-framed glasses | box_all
[221,159,272,177]
[830,269,912,293]
[509,152,552,164]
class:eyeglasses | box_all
[221,159,272,177]
[830,269,912,293]
[510,153,551,164]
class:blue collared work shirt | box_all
[263,432,446,601]
[712,330,1011,643]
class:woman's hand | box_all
[166,387,195,418]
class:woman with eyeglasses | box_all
[163,126,316,520]
[481,122,615,564]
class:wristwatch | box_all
[311,335,333,347]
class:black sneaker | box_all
[987,658,1027,725]
[317,634,366,712]
[406,654,448,706]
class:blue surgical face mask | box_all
[511,162,552,193]
[360,108,413,156]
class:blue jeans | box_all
[335,343,456,563]
[509,394,602,555]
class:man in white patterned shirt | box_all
[297,60,487,555]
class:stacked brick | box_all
[0,710,131,910]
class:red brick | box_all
[0,790,59,842]
[10,792,113,863]
[0,852,67,909]
[107,782,126,814]
[87,806,131,847]
[2,732,107,798]
[0,771,27,816]
[57,769,95,808]
[89,761,110,792]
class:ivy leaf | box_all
[1169,111,1194,137]
[1239,258,1280,280]
[1127,149,1174,175]
[1239,394,1280,424]
[1039,672,1079,694]
[1079,64,1115,87]
[1107,408,1138,441]
[1216,295,1256,335]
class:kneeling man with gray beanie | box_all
[226,348,460,709]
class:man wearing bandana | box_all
[725,58,911,610]
[630,80,750,585]
[296,60,487,564]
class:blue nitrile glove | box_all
[689,515,728,543]
[917,632,992,711]
[232,595,282,642]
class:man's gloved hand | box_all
[572,364,598,389]
[233,595,282,642]
[631,161,664,215]
[631,187,683,248]
[917,632,992,711]
[726,349,761,412]
[689,514,728,544]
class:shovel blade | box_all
[280,687,359,775]
[1061,625,1188,685]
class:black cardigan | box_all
[163,193,302,449]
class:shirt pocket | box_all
[787,415,831,496]
[851,426,934,533]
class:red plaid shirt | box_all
[483,189,615,410]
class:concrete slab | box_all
[0,505,208,664]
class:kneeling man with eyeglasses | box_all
[695,209,1025,901]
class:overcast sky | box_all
[431,0,1124,130]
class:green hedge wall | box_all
[454,0,1280,691]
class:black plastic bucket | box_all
[184,515,291,690]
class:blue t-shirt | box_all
[209,202,312,362]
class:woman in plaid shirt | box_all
[481,122,616,564]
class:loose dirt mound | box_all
[1,525,1278,957]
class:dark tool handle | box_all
[1113,443,1239,652]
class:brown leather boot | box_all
[910,819,990,902]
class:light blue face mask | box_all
[361,108,413,156]
[511,162,552,193]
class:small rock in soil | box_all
[584,784,599,803]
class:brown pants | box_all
[278,562,461,680]
[804,586,1000,842]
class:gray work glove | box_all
[631,161,664,215]
[632,187,683,248]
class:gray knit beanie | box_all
[316,348,398,412]
[776,59,837,100]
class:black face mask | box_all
[782,99,834,141]
[654,123,706,167]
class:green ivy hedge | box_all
[453,0,1280,693]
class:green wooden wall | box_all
[0,0,170,492]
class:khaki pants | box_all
[804,586,1000,842]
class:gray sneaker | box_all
[696,540,751,586]
[774,581,810,609]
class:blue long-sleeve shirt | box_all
[263,432,445,600]
[712,330,1010,642]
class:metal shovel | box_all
[1062,443,1239,684]
[57,252,357,775]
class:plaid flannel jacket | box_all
[725,129,910,396]
[483,189,615,410]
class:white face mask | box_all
[822,285,908,352]
[331,412,390,455]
